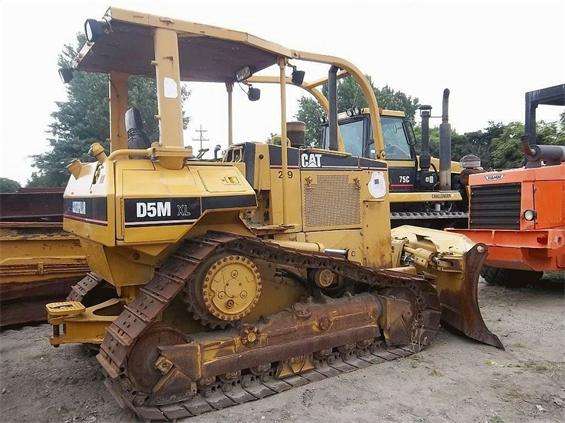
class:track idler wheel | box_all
[126,323,187,395]
[184,254,262,328]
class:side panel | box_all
[361,169,392,268]
[388,161,416,192]
[116,162,256,244]
[534,180,565,229]
[63,161,116,247]
[269,167,302,228]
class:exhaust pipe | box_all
[328,66,339,151]
[419,105,432,170]
[439,89,452,190]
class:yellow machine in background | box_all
[247,75,467,228]
[0,189,88,327]
[321,106,467,227]
[47,7,500,421]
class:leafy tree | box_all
[295,76,419,146]
[414,122,505,169]
[414,119,564,170]
[29,34,189,187]
[490,120,564,169]
[0,177,21,193]
[295,97,326,146]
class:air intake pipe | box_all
[125,107,151,149]
[419,105,432,170]
[328,66,339,151]
[521,135,565,168]
[439,89,452,190]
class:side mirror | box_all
[58,68,74,84]
[248,87,261,101]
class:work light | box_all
[235,66,253,82]
[291,68,305,85]
[84,19,109,43]
[247,86,261,101]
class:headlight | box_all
[84,19,109,43]
[235,66,253,82]
[523,209,536,221]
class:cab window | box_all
[323,118,364,157]
[380,117,411,160]
[339,119,364,157]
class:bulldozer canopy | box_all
[76,7,290,83]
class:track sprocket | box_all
[183,253,262,328]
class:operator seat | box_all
[125,107,151,149]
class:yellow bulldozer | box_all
[47,7,501,420]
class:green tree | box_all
[0,177,21,193]
[295,76,419,146]
[414,119,564,171]
[29,34,189,187]
[490,120,565,169]
[414,122,505,169]
[295,97,326,146]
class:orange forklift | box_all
[453,84,565,285]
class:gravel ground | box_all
[1,277,564,423]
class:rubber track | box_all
[97,232,441,421]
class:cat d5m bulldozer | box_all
[46,7,501,421]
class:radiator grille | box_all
[470,183,521,229]
[304,175,360,228]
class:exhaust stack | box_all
[439,89,452,190]
[419,105,432,170]
[328,66,339,151]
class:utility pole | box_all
[192,124,209,157]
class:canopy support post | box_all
[226,82,234,146]
[153,28,184,148]
[279,57,289,226]
[109,71,128,152]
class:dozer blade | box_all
[435,244,504,349]
[391,225,503,350]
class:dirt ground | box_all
[1,277,564,423]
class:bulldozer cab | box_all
[320,109,414,161]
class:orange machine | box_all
[452,84,565,285]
